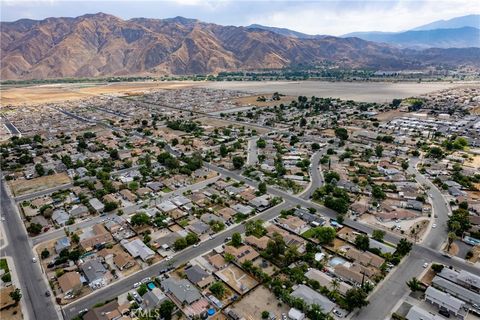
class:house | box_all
[224,245,259,264]
[406,305,444,320]
[184,265,214,288]
[52,209,70,226]
[57,272,82,297]
[291,284,335,313]
[305,268,352,295]
[83,300,128,320]
[208,254,228,270]
[80,225,113,252]
[334,264,364,285]
[288,308,305,320]
[425,286,465,318]
[113,252,135,271]
[121,238,155,262]
[157,200,177,213]
[244,235,270,250]
[55,236,71,253]
[216,207,235,221]
[81,259,108,288]
[146,181,163,192]
[69,204,89,217]
[278,216,308,234]
[88,198,105,213]
[231,204,254,216]
[187,220,210,235]
[161,278,201,305]
[344,247,385,268]
[142,288,168,311]
[171,195,191,207]
[119,189,137,202]
[432,276,480,306]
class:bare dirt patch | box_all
[230,95,296,107]
[9,173,71,196]
[1,81,198,106]
[230,285,289,320]
[215,264,258,295]
[196,117,271,135]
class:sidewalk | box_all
[3,256,30,320]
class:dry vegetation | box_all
[1,81,198,106]
[9,173,71,196]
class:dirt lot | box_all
[376,109,406,121]
[0,304,22,320]
[196,117,271,135]
[8,173,71,196]
[230,95,296,107]
[215,264,258,295]
[230,285,289,320]
[1,81,198,106]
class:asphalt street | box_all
[1,176,58,320]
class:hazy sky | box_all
[1,0,479,35]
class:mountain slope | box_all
[344,27,480,49]
[246,24,325,39]
[1,13,480,80]
[412,14,480,31]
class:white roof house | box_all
[121,239,155,262]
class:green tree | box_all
[261,311,270,319]
[159,300,175,320]
[71,233,80,244]
[375,145,383,157]
[372,230,385,242]
[130,212,150,226]
[448,209,471,235]
[137,284,148,296]
[209,281,226,299]
[220,144,228,157]
[185,233,199,245]
[344,288,369,311]
[27,223,42,235]
[372,185,386,200]
[396,238,413,256]
[35,164,45,176]
[355,234,370,251]
[174,238,188,251]
[231,232,242,247]
[258,182,267,195]
[335,127,349,140]
[406,278,421,292]
[41,248,50,259]
[232,156,245,169]
[314,227,336,245]
[266,232,286,258]
[256,139,266,148]
[9,288,22,304]
[245,220,266,237]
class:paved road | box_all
[355,156,457,319]
[246,137,259,166]
[407,157,450,250]
[32,176,220,246]
[300,151,324,200]
[1,176,58,320]
[63,201,293,319]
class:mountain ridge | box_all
[1,12,480,80]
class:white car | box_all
[193,243,199,248]
[432,224,437,228]
[423,262,429,268]
[32,257,37,263]
[133,282,141,289]
[166,256,172,261]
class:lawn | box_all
[0,259,9,273]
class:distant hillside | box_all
[246,24,325,39]
[343,27,480,49]
[412,14,480,31]
[1,13,480,80]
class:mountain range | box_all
[1,13,480,80]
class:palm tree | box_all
[331,278,340,294]
[447,232,457,251]
[406,278,421,292]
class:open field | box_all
[8,173,71,196]
[201,81,474,103]
[2,80,476,106]
[1,81,197,106]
